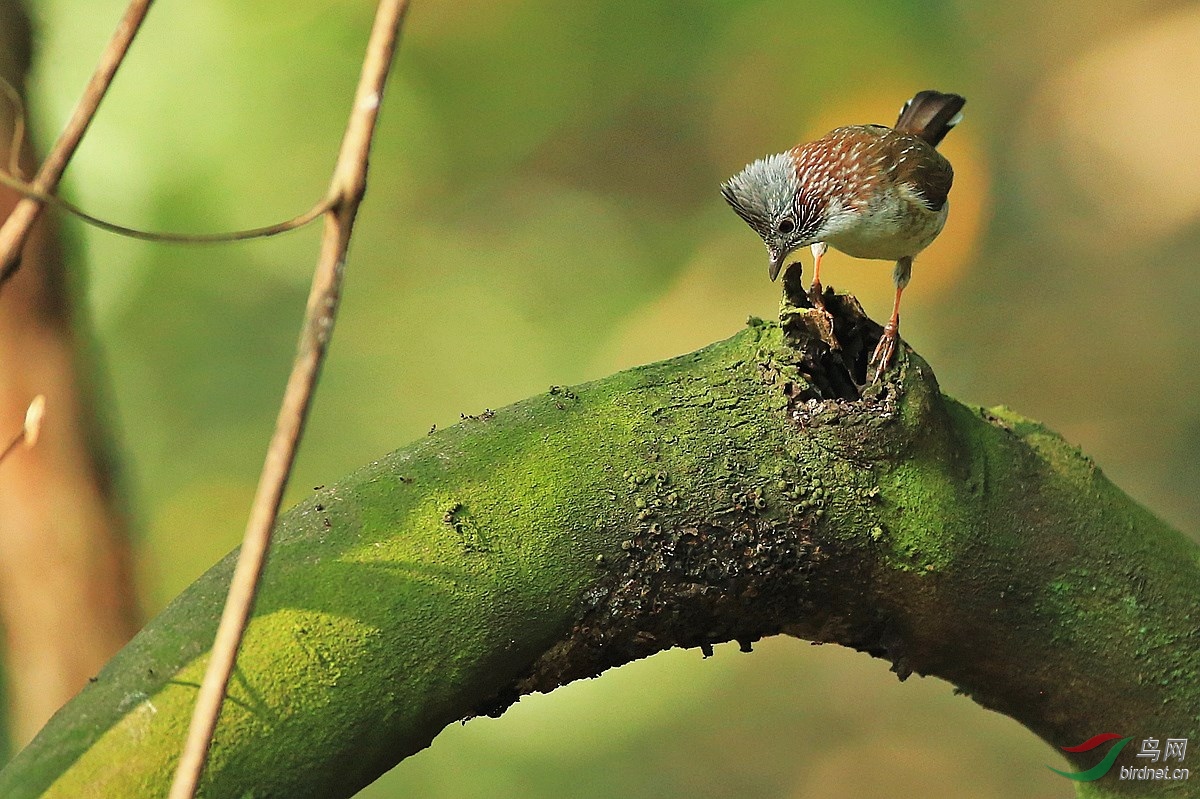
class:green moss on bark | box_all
[1,287,1196,799]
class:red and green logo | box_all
[1049,733,1134,781]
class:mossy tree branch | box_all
[1,264,1196,798]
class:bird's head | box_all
[721,152,816,280]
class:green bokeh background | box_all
[24,0,1200,796]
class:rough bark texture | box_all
[0,2,140,751]
[0,264,1195,798]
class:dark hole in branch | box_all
[779,261,887,399]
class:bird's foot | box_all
[807,280,839,348]
[869,322,899,383]
[807,278,827,309]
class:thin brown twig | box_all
[167,1,410,797]
[0,167,334,243]
[0,429,20,466]
[0,0,155,289]
[0,75,332,244]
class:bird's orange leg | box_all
[870,256,911,382]
[805,241,839,347]
[870,286,902,381]
[808,242,828,305]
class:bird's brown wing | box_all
[891,134,954,211]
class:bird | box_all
[721,90,965,381]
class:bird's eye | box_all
[776,218,796,235]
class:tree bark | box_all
[0,265,1195,798]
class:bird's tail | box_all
[894,90,965,147]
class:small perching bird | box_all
[721,90,965,380]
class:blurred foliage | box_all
[21,0,1200,795]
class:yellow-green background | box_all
[25,0,1200,796]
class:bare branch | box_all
[167,2,411,797]
[0,0,155,289]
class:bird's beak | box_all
[768,249,787,282]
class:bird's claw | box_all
[807,279,826,309]
[869,324,899,383]
[806,280,838,342]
